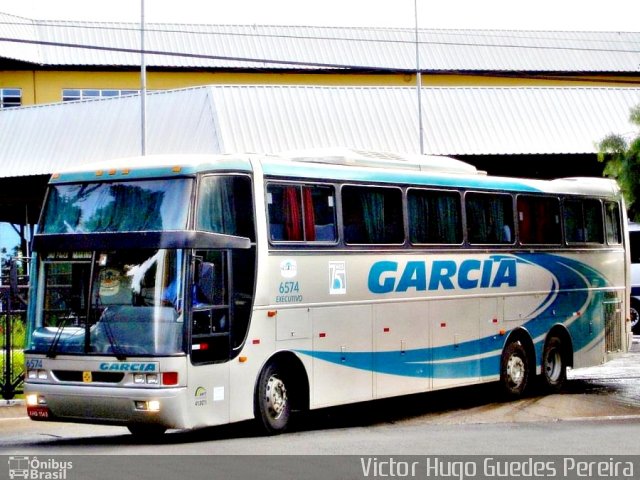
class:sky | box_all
[3,0,639,31]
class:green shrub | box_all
[0,349,24,385]
[0,315,26,349]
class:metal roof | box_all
[1,85,639,179]
[0,12,40,63]
[1,13,640,72]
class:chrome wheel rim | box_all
[631,307,639,329]
[506,355,525,388]
[265,375,287,420]
[544,348,562,382]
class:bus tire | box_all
[630,299,640,335]
[541,336,567,391]
[255,361,291,435]
[500,340,530,398]
[127,424,167,437]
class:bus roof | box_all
[50,154,254,183]
[278,148,481,175]
[49,151,621,198]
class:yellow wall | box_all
[1,71,37,104]
[2,69,640,106]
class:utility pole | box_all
[140,0,147,156]
[414,0,424,155]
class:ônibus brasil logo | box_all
[8,456,73,480]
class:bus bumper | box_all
[24,383,190,429]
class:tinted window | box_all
[466,192,514,244]
[342,185,404,244]
[197,175,255,241]
[604,201,622,245]
[267,184,336,242]
[563,199,603,244]
[517,195,561,245]
[43,179,192,233]
[408,189,462,244]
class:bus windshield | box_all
[41,179,193,233]
[28,249,185,357]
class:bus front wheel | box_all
[541,336,567,391]
[500,340,530,398]
[255,362,291,435]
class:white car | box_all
[629,222,640,335]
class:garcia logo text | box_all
[368,256,517,294]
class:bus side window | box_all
[564,198,604,244]
[267,183,337,243]
[466,192,514,245]
[197,175,255,241]
[310,186,337,242]
[584,199,604,243]
[342,185,404,244]
[517,195,561,245]
[408,188,462,244]
[604,201,622,245]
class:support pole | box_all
[140,0,147,156]
[414,0,424,155]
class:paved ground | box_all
[0,399,24,419]
[416,339,640,425]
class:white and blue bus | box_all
[24,150,630,435]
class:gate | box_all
[1,258,28,400]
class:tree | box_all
[598,104,640,221]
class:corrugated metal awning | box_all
[0,85,638,178]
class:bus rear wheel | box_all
[255,361,291,435]
[541,336,567,391]
[500,340,530,398]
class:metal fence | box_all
[0,258,29,400]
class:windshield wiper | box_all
[99,307,127,361]
[46,314,72,358]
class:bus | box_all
[23,150,630,436]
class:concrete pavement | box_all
[0,399,25,419]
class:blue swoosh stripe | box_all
[296,253,610,379]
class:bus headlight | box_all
[26,394,47,406]
[134,400,160,412]
[133,373,160,385]
[27,369,48,380]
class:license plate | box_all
[27,406,50,419]
[83,371,92,383]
